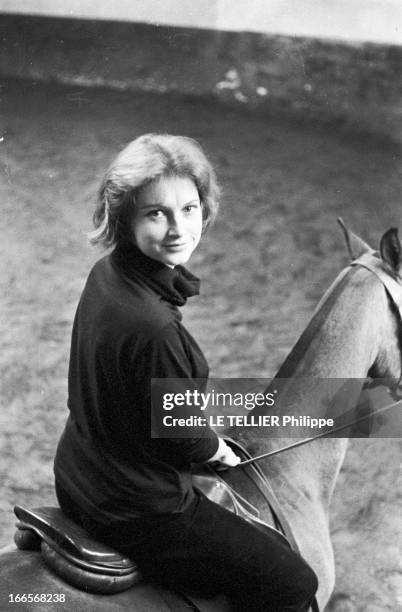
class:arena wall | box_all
[1,0,401,45]
[0,7,401,140]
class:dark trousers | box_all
[56,483,318,612]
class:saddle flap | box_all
[192,474,237,512]
[192,463,291,550]
[14,505,136,570]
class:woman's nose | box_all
[167,214,184,236]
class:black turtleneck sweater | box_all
[54,243,219,521]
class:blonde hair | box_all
[88,133,220,248]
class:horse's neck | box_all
[276,266,381,379]
[234,265,398,608]
[245,267,392,506]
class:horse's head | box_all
[339,219,402,382]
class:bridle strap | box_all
[237,398,401,467]
[350,252,402,306]
[351,252,402,387]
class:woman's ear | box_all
[380,228,402,275]
[337,218,375,260]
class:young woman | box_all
[54,133,318,611]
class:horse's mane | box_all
[275,265,355,379]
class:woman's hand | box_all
[206,437,241,469]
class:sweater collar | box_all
[111,242,200,307]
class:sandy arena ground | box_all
[0,78,401,611]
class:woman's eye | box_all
[147,209,164,218]
[184,204,199,213]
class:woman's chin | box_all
[164,255,190,267]
[159,249,194,267]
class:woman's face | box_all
[131,175,203,267]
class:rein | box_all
[237,398,401,467]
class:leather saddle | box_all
[13,439,289,596]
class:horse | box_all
[1,221,402,612]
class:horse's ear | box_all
[337,218,374,260]
[380,228,402,274]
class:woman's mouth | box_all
[163,243,188,251]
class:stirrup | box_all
[14,505,141,594]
